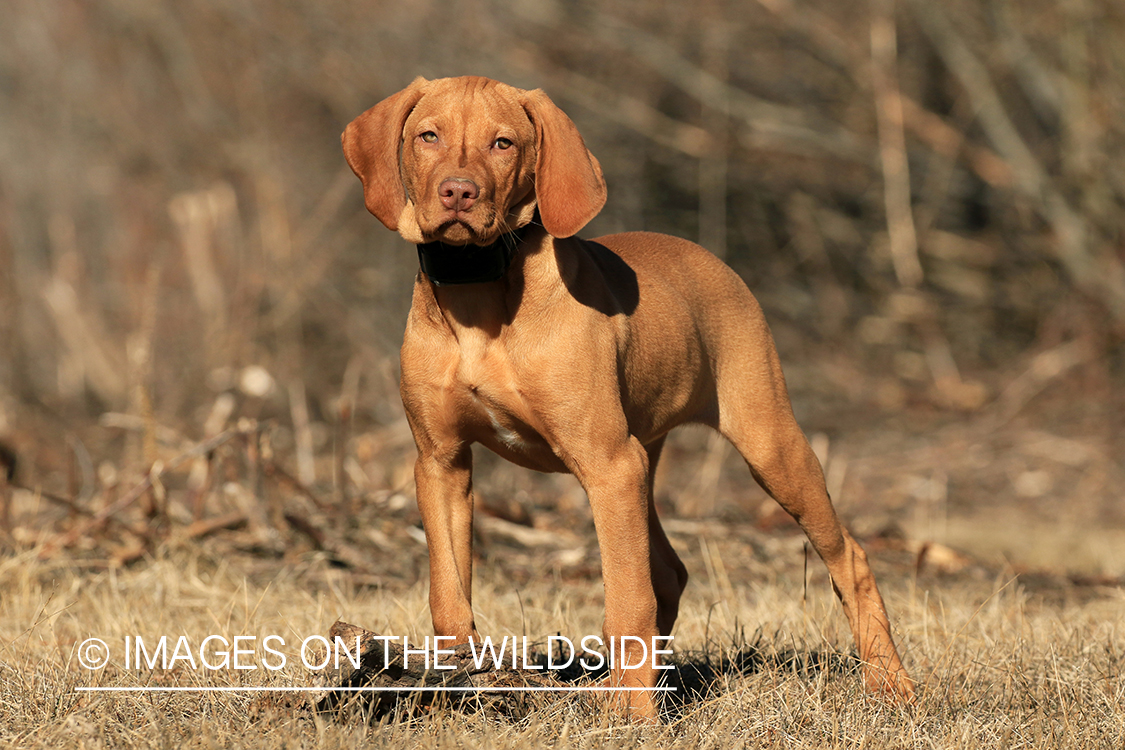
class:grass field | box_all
[3,458,1124,749]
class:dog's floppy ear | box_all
[342,77,429,231]
[521,89,607,238]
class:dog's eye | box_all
[420,131,439,144]
[494,137,513,150]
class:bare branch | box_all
[908,0,1125,322]
[575,12,873,163]
[871,2,924,288]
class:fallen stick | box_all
[309,621,572,718]
[181,512,248,540]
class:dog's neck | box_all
[414,224,565,335]
[416,225,531,286]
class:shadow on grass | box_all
[657,642,859,720]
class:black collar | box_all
[416,225,529,286]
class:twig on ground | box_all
[265,458,330,511]
[987,339,1094,427]
[180,511,248,540]
[12,485,95,519]
[45,423,263,554]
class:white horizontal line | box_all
[76,686,676,693]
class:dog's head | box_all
[342,76,606,246]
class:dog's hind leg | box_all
[644,436,689,637]
[713,331,915,701]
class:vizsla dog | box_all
[343,75,914,719]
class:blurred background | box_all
[0,0,1122,578]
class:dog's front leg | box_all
[414,447,477,642]
[576,437,662,721]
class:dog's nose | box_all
[439,179,480,212]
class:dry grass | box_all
[1,365,1121,749]
[2,525,1124,749]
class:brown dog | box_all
[343,75,914,719]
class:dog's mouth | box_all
[425,215,503,247]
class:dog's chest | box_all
[445,335,566,471]
[467,386,526,450]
